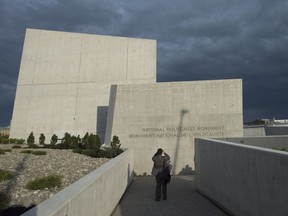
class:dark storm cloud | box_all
[0,0,288,126]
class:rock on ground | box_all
[0,145,110,208]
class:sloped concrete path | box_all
[111,176,228,216]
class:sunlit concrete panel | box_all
[10,28,156,140]
[105,79,243,175]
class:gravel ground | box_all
[0,144,110,209]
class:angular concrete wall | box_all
[195,138,288,216]
[105,79,243,175]
[22,149,134,216]
[10,29,156,141]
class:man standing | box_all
[152,148,170,201]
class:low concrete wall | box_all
[22,149,134,216]
[219,135,288,149]
[243,126,265,136]
[195,138,288,216]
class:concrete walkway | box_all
[111,175,228,216]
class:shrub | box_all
[21,150,32,154]
[27,132,35,145]
[1,139,9,144]
[50,134,58,145]
[0,149,5,155]
[72,148,83,154]
[111,135,121,149]
[0,192,11,210]
[82,149,98,157]
[9,138,17,144]
[26,174,62,190]
[62,132,72,149]
[88,133,101,150]
[28,144,39,149]
[0,169,13,182]
[98,148,124,158]
[12,145,22,149]
[39,133,45,145]
[16,138,25,144]
[31,151,47,155]
[70,135,81,149]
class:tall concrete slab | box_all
[105,79,243,175]
[10,29,156,141]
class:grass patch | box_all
[0,149,5,155]
[26,174,62,190]
[20,150,32,154]
[12,145,22,149]
[0,169,13,182]
[20,150,46,155]
[4,149,12,152]
[0,192,11,210]
[31,151,47,155]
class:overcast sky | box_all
[1,0,288,127]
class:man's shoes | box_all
[163,197,167,200]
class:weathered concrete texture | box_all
[105,79,243,175]
[195,138,288,216]
[22,149,134,216]
[10,28,156,141]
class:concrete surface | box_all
[243,125,265,136]
[105,79,243,175]
[111,175,228,216]
[22,149,134,216]
[219,135,288,149]
[10,28,156,141]
[195,138,288,216]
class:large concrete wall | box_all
[105,79,243,175]
[10,29,156,141]
[195,138,288,216]
[23,149,134,216]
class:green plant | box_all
[1,138,9,144]
[81,132,89,148]
[0,149,5,155]
[0,169,13,182]
[21,150,32,154]
[27,132,35,145]
[62,132,72,149]
[16,138,25,144]
[31,151,47,155]
[82,149,98,157]
[111,135,121,149]
[0,192,11,210]
[12,145,22,149]
[28,144,39,148]
[50,134,58,145]
[88,133,101,150]
[26,174,62,190]
[39,133,45,145]
[9,138,17,144]
[72,148,83,154]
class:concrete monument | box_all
[104,79,243,175]
[10,29,156,141]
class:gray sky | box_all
[1,0,288,127]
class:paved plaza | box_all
[111,175,228,216]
